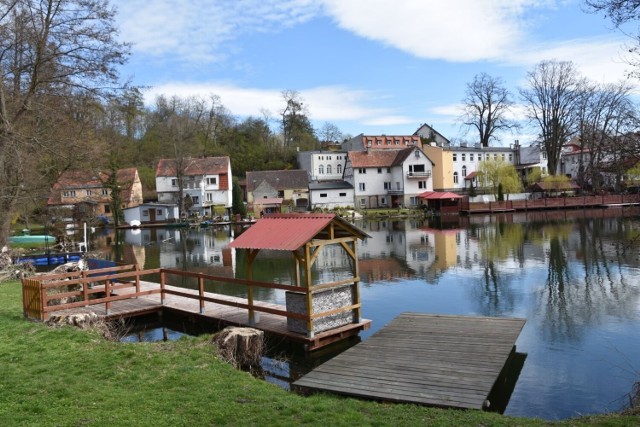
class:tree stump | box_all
[213,327,264,368]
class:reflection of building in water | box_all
[122,226,237,275]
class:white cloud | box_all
[113,0,321,61]
[319,0,544,62]
[142,82,412,127]
[506,36,632,83]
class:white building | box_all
[308,181,355,209]
[123,203,180,225]
[297,151,347,182]
[155,157,233,217]
[344,146,434,208]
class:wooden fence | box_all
[21,265,361,337]
[460,194,640,213]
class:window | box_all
[396,182,401,190]
[453,172,459,184]
[157,209,162,216]
[277,190,284,198]
[142,209,149,217]
[509,153,513,162]
[462,165,467,177]
[501,154,505,161]
[360,198,366,207]
[327,165,332,174]
[453,153,457,161]
[494,154,498,160]
[384,182,391,190]
[63,190,76,198]
[320,193,328,198]
[192,196,199,205]
[104,205,111,213]
[381,197,387,205]
[171,179,177,187]
[378,168,382,174]
[542,151,547,160]
[339,192,346,197]
[206,193,213,202]
[337,164,342,174]
[359,183,366,191]
[470,154,474,161]
[86,190,92,196]
[207,177,217,185]
[410,196,417,206]
[358,168,366,174]
[102,189,108,196]
[478,154,482,161]
[318,165,324,174]
[387,167,391,173]
[462,153,466,161]
[418,181,427,189]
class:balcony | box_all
[407,171,431,179]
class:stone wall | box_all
[285,285,355,334]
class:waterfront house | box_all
[47,168,143,222]
[246,169,309,211]
[155,156,232,218]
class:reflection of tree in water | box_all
[537,218,640,343]
[472,222,525,316]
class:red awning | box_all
[417,191,463,200]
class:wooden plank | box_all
[293,313,525,410]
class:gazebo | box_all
[228,213,370,340]
[417,191,463,215]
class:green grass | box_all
[0,280,637,426]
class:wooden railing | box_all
[460,194,640,213]
[21,266,361,336]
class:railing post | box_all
[160,270,166,305]
[198,275,205,314]
[247,283,255,326]
[105,279,111,315]
[40,281,48,321]
[135,264,141,296]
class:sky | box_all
[111,0,638,146]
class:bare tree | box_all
[519,61,585,175]
[585,1,640,77]
[318,122,343,145]
[0,0,130,246]
[461,73,517,147]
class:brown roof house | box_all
[155,156,232,218]
[47,168,143,222]
[246,169,309,212]
[345,146,434,209]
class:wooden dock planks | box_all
[293,312,526,410]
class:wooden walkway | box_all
[293,313,526,410]
[47,281,371,350]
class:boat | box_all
[9,235,57,244]
[14,252,83,266]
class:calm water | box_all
[87,208,640,420]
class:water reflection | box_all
[84,208,640,420]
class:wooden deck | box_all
[293,313,526,410]
[47,281,371,350]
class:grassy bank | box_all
[0,280,636,426]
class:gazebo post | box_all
[246,248,259,325]
[304,242,314,338]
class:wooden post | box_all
[199,276,205,314]
[135,264,141,296]
[304,242,314,338]
[246,249,259,325]
[40,281,48,321]
[105,279,111,315]
[351,239,362,323]
[160,270,166,305]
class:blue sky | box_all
[112,0,636,146]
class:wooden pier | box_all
[293,313,526,410]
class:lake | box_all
[86,207,640,420]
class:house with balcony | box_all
[155,156,232,218]
[344,146,434,209]
[47,168,143,222]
